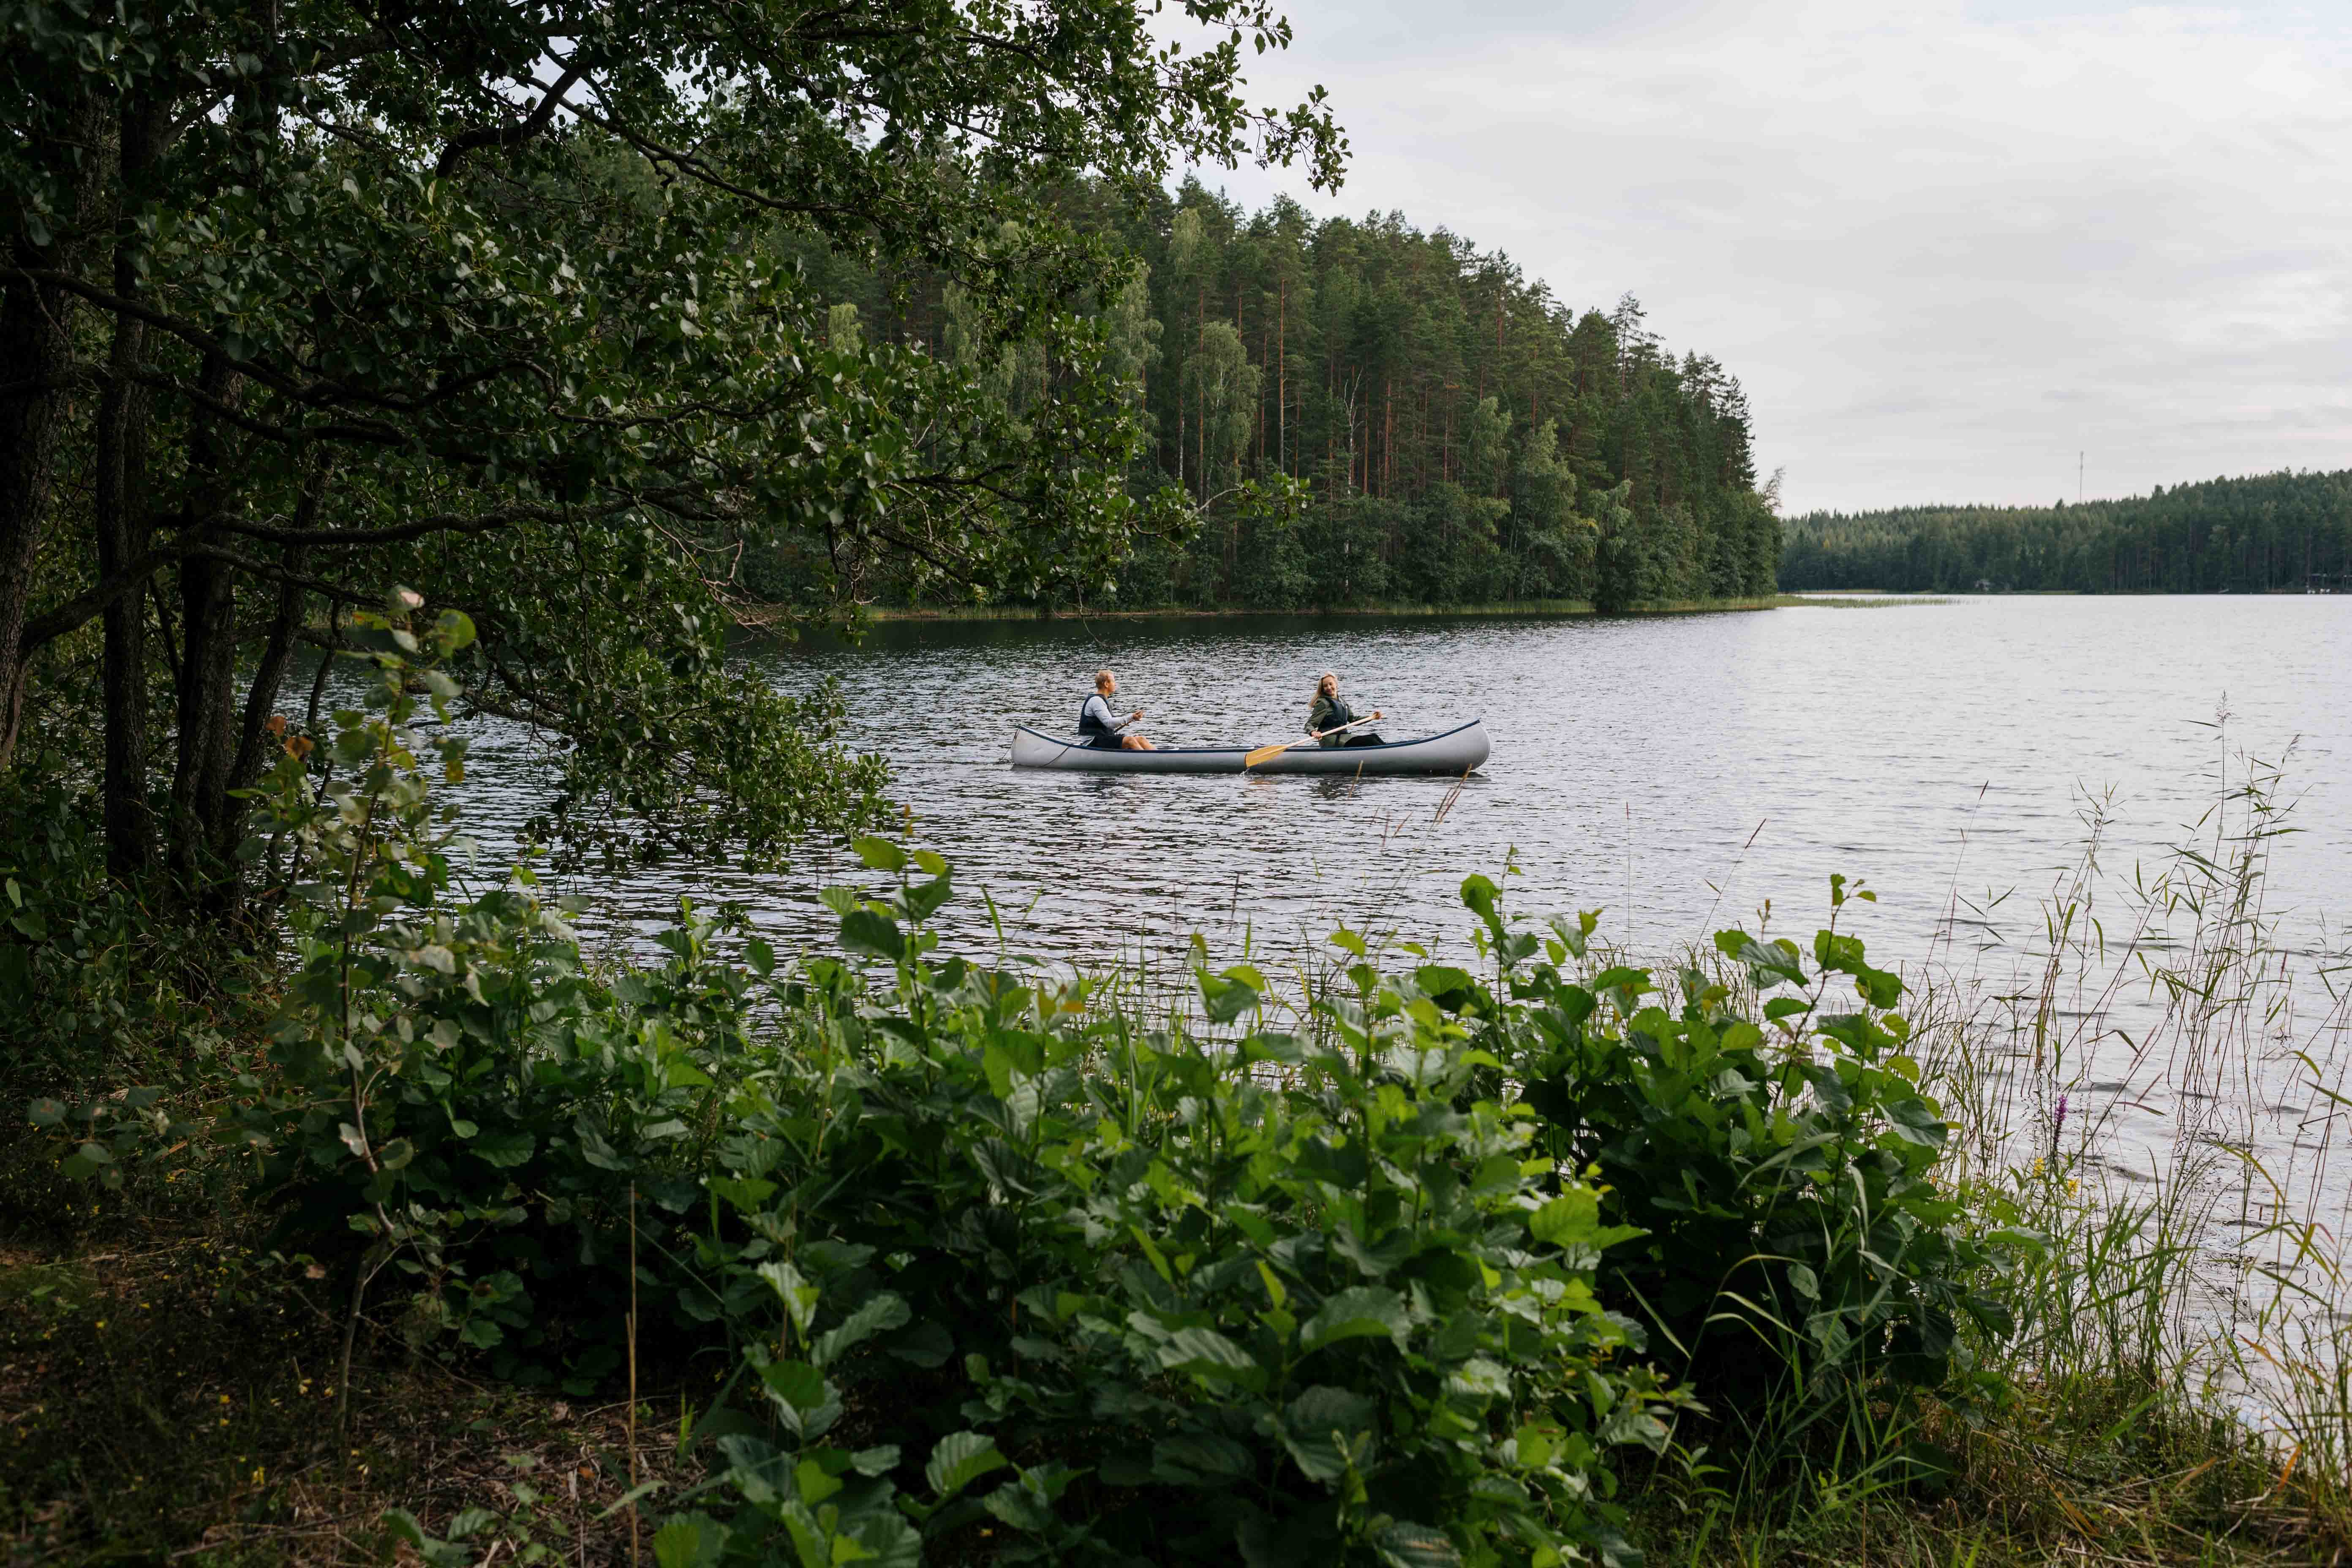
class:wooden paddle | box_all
[1244,714,1380,770]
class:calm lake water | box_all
[441,593,2352,1362]
[457,595,2350,975]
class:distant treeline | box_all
[1781,470,2352,593]
[780,180,1780,611]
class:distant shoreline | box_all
[865,596,1788,623]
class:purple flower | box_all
[2053,1094,2068,1139]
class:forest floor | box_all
[1,1195,2336,1567]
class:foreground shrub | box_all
[672,840,1689,1565]
[23,604,2017,1560]
[1459,874,2020,1479]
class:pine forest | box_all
[783,181,1783,613]
[1781,469,2352,593]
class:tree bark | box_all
[168,354,246,906]
[95,94,170,881]
[228,454,333,809]
[0,92,106,768]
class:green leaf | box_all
[651,1514,724,1568]
[27,1098,63,1128]
[1302,1286,1407,1353]
[811,1292,911,1367]
[1151,1431,1255,1486]
[756,1262,819,1340]
[850,836,907,872]
[839,909,904,961]
[1375,1520,1463,1568]
[1158,1326,1261,1385]
[1197,966,1260,1024]
[901,876,952,923]
[924,1431,1005,1500]
[1282,1386,1376,1481]
[756,1357,830,1412]
[1530,1190,1599,1247]
[472,1130,535,1168]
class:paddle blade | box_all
[1242,740,1293,769]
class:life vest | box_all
[1078,696,1116,738]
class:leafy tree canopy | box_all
[0,0,1344,896]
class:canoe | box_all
[1009,718,1489,775]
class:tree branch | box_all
[436,60,588,177]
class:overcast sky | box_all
[1181,0,2352,514]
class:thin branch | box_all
[436,60,588,177]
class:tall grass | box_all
[1895,743,2352,1555]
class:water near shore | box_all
[454,595,2352,1243]
[460,595,2350,974]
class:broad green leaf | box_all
[1282,1386,1375,1481]
[839,910,904,961]
[811,1292,911,1367]
[850,836,907,872]
[1375,1520,1464,1568]
[471,1130,534,1168]
[757,1262,819,1339]
[1302,1286,1407,1353]
[924,1431,1005,1500]
[1150,1430,1255,1486]
[1157,1326,1260,1384]
[757,1357,830,1412]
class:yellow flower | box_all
[250,1468,265,1486]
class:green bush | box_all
[1461,873,2018,1477]
[678,838,1688,1565]
[23,602,2019,1559]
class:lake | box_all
[459,595,2351,980]
[450,596,2352,1301]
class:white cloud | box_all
[1187,1,2352,510]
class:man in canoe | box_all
[1308,672,1385,747]
[1079,669,1156,750]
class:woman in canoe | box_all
[1307,672,1384,747]
[1079,669,1156,750]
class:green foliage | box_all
[801,185,1781,611]
[19,642,2028,1558]
[687,879,1691,1565]
[0,0,1345,896]
[1457,873,2020,1476]
[1782,468,2352,592]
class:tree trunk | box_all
[95,94,171,881]
[0,257,74,768]
[228,456,333,806]
[167,355,247,907]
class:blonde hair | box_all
[1316,672,1338,697]
[1094,668,1116,691]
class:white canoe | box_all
[1009,719,1489,775]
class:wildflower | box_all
[2053,1093,2069,1139]
[250,1467,265,1486]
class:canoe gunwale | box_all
[1008,718,1488,775]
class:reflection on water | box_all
[445,596,2349,979]
[423,596,2352,1333]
